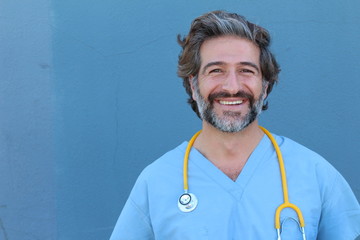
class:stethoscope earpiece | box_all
[178,193,198,212]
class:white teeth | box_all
[219,100,243,105]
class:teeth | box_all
[219,100,243,105]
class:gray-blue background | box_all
[1,0,359,239]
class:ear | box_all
[263,80,269,99]
[189,76,197,101]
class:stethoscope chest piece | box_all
[178,193,198,212]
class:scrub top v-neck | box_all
[188,134,272,200]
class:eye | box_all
[209,68,223,74]
[208,68,224,76]
[239,69,255,74]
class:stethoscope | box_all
[178,126,306,240]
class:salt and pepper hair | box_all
[177,10,280,118]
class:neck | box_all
[193,120,264,180]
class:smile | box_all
[219,100,244,105]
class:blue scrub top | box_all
[110,134,360,240]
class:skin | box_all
[190,36,267,180]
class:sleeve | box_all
[317,169,360,240]
[109,172,155,240]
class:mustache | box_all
[208,91,255,106]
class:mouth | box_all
[218,100,244,105]
[208,91,253,108]
[214,98,248,112]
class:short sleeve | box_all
[317,170,360,240]
[109,172,155,240]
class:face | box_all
[191,36,267,132]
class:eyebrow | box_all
[201,61,260,74]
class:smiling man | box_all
[110,11,360,240]
[192,36,266,134]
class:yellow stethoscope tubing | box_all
[259,126,305,230]
[183,130,201,193]
[183,127,305,232]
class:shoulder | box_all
[130,142,187,193]
[275,134,336,171]
[124,142,188,219]
[140,142,187,179]
[274,134,357,201]
[271,134,344,192]
[276,135,324,160]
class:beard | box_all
[193,82,267,133]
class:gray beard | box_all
[194,85,266,133]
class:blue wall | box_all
[0,0,56,239]
[1,0,359,239]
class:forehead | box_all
[199,36,260,68]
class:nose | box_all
[222,70,242,94]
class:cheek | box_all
[198,80,220,98]
[251,80,266,97]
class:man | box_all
[110,11,360,239]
